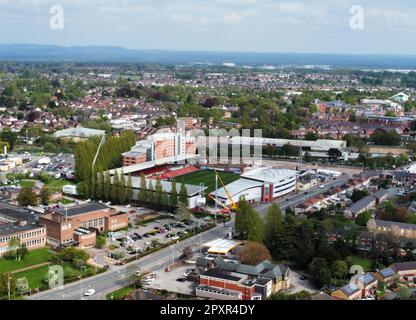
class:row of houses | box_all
[331,261,416,300]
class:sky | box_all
[0,0,415,54]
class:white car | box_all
[84,289,96,296]
[125,204,131,208]
[171,236,179,241]
[145,240,152,245]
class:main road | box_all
[30,224,231,300]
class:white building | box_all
[211,167,298,206]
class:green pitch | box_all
[174,170,240,195]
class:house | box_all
[367,218,416,239]
[373,189,389,204]
[331,283,362,300]
[391,261,416,283]
[344,195,376,218]
[375,268,397,286]
[296,174,320,191]
[356,273,378,298]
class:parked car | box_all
[176,278,186,282]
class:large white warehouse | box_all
[211,167,298,206]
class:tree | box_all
[356,211,372,226]
[118,173,127,205]
[179,181,188,206]
[139,173,147,205]
[147,179,154,206]
[7,237,27,261]
[330,260,348,281]
[39,186,51,205]
[351,189,368,203]
[155,177,164,209]
[235,198,263,241]
[170,180,178,208]
[103,172,111,202]
[397,286,412,300]
[126,174,133,204]
[176,203,192,222]
[263,203,283,250]
[327,148,342,162]
[17,187,38,206]
[95,235,106,249]
[111,172,119,203]
[304,131,318,141]
[239,241,271,266]
[95,171,104,201]
[309,258,332,288]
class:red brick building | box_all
[39,202,128,249]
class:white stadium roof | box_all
[241,166,298,184]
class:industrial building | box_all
[210,167,298,206]
[230,136,347,153]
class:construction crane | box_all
[202,151,237,211]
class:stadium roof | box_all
[129,176,206,197]
[211,178,263,199]
[241,166,298,184]
[107,154,200,175]
[230,136,347,151]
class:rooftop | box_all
[53,127,105,139]
[54,202,110,217]
[241,166,298,184]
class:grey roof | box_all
[0,202,36,223]
[373,188,389,199]
[375,219,416,231]
[391,261,416,272]
[216,258,288,280]
[202,268,244,282]
[0,223,43,237]
[360,273,377,286]
[347,195,376,214]
[340,283,360,296]
[55,202,109,217]
[379,268,396,278]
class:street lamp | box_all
[80,265,86,300]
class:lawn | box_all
[106,285,134,300]
[19,180,36,188]
[349,255,373,272]
[14,265,50,291]
[0,248,54,274]
[174,170,240,194]
[46,179,73,193]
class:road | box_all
[255,175,351,217]
[30,224,230,300]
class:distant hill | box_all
[0,44,416,69]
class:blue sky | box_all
[0,0,415,54]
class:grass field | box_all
[47,179,73,193]
[349,255,373,272]
[14,265,50,291]
[0,248,54,274]
[173,170,240,194]
[19,180,36,188]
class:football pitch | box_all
[173,170,240,194]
